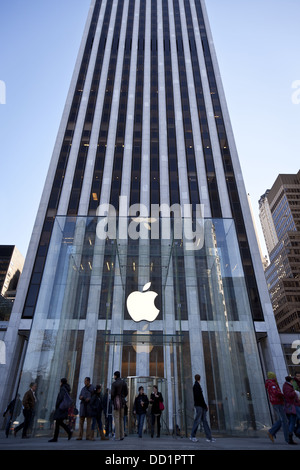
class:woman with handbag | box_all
[150,385,164,438]
[283,375,300,445]
[49,378,73,442]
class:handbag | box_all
[59,391,73,411]
[159,401,164,411]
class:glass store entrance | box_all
[104,332,187,436]
[126,376,168,436]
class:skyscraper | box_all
[259,171,300,333]
[1,0,287,436]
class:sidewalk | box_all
[0,432,298,451]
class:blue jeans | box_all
[269,404,289,442]
[5,414,12,437]
[137,413,146,437]
[287,414,297,435]
[92,416,103,432]
[191,406,212,440]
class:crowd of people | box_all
[3,370,300,444]
[265,371,300,445]
[2,371,165,441]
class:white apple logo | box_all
[126,282,159,322]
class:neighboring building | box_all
[259,191,278,256]
[259,171,300,333]
[0,0,286,437]
[0,245,24,321]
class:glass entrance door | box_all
[126,376,168,436]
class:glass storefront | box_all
[14,215,271,436]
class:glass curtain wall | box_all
[14,216,271,436]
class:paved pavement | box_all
[0,431,298,452]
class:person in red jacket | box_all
[265,372,289,444]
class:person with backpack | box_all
[265,372,290,444]
[48,378,73,442]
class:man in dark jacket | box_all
[190,374,215,443]
[14,382,37,438]
[133,386,149,438]
[111,371,128,440]
[77,377,94,440]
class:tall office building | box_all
[1,0,287,436]
[259,191,278,256]
[260,171,300,333]
[0,246,24,321]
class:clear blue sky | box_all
[0,0,299,259]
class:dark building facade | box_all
[260,171,300,332]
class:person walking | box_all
[111,371,128,441]
[283,375,300,444]
[90,385,108,440]
[14,383,37,439]
[77,377,94,440]
[3,394,22,438]
[189,374,215,443]
[292,372,300,394]
[150,385,163,438]
[133,386,149,438]
[292,372,300,438]
[48,378,73,442]
[265,371,290,444]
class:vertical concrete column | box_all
[76,0,129,396]
[189,0,231,218]
[167,0,206,396]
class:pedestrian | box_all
[14,382,37,439]
[48,378,73,442]
[189,374,215,443]
[3,393,22,438]
[150,385,163,438]
[76,377,94,440]
[111,371,128,441]
[265,371,289,444]
[292,372,300,394]
[291,372,300,437]
[283,375,300,444]
[103,388,112,437]
[90,384,108,440]
[133,386,149,438]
